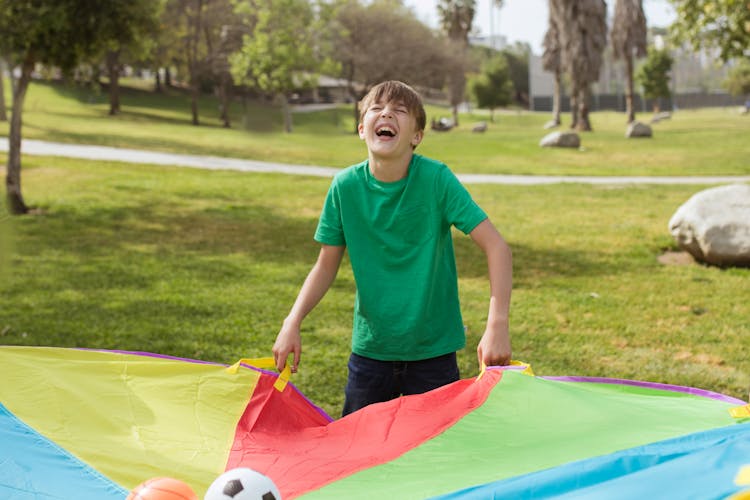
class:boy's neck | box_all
[368,151,414,182]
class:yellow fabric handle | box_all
[510,360,535,376]
[729,404,750,419]
[226,357,291,392]
[476,360,533,381]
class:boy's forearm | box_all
[470,219,513,366]
[286,266,336,326]
[274,245,344,372]
[286,244,344,326]
[485,238,512,326]
[470,219,513,317]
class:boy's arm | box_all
[272,244,345,373]
[469,218,513,367]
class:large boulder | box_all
[540,131,580,148]
[668,183,750,267]
[626,121,652,138]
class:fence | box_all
[531,92,747,113]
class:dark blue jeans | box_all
[342,352,460,416]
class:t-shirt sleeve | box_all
[314,180,346,246]
[439,166,488,234]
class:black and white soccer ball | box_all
[204,467,282,500]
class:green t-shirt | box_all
[314,154,487,361]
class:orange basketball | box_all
[127,477,198,500]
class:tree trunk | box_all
[449,68,463,127]
[165,67,172,87]
[625,55,635,123]
[0,58,8,122]
[217,74,231,128]
[188,0,204,126]
[653,98,661,114]
[154,68,162,93]
[6,53,34,215]
[570,91,579,130]
[106,50,121,116]
[190,84,200,125]
[281,94,292,133]
[577,87,593,131]
[352,100,359,134]
[551,69,561,126]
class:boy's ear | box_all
[411,130,424,147]
[358,122,365,140]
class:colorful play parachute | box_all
[1,346,748,499]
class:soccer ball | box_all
[204,467,282,500]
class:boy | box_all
[273,80,512,416]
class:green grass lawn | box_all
[10,79,750,176]
[1,80,749,417]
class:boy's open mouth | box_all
[376,126,396,137]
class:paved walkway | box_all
[3,138,750,186]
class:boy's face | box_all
[358,98,424,161]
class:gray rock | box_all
[626,121,652,138]
[668,183,750,267]
[650,112,672,123]
[540,131,580,148]
[472,121,488,133]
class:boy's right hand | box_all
[272,319,302,373]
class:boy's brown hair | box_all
[358,80,427,132]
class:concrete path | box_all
[3,138,750,186]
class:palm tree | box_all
[437,0,476,126]
[542,0,562,127]
[610,0,648,123]
[437,0,505,127]
[556,0,608,131]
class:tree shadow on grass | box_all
[42,80,282,133]
[453,234,622,285]
[1,201,324,354]
[23,127,234,158]
[47,203,316,255]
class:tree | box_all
[185,0,207,126]
[723,58,750,110]
[152,0,188,92]
[157,0,236,127]
[636,47,673,113]
[331,0,449,130]
[0,58,7,121]
[471,55,513,121]
[0,0,111,214]
[669,0,750,63]
[230,0,328,133]
[554,0,608,131]
[438,0,476,126]
[542,0,563,126]
[501,42,531,107]
[610,0,647,123]
[201,0,239,128]
[93,0,161,115]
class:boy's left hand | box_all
[477,323,511,367]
